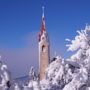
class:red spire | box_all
[41,6,46,33]
[39,7,46,42]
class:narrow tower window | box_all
[42,45,46,52]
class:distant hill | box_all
[15,75,30,85]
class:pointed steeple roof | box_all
[39,6,46,42]
[41,6,46,33]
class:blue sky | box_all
[0,0,90,78]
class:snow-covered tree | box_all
[63,25,90,90]
[29,67,36,80]
[66,25,90,67]
[23,67,41,90]
[0,61,12,90]
[40,56,73,90]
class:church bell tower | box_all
[38,7,50,80]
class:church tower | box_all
[38,7,50,80]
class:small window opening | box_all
[42,45,46,52]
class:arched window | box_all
[42,45,46,52]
